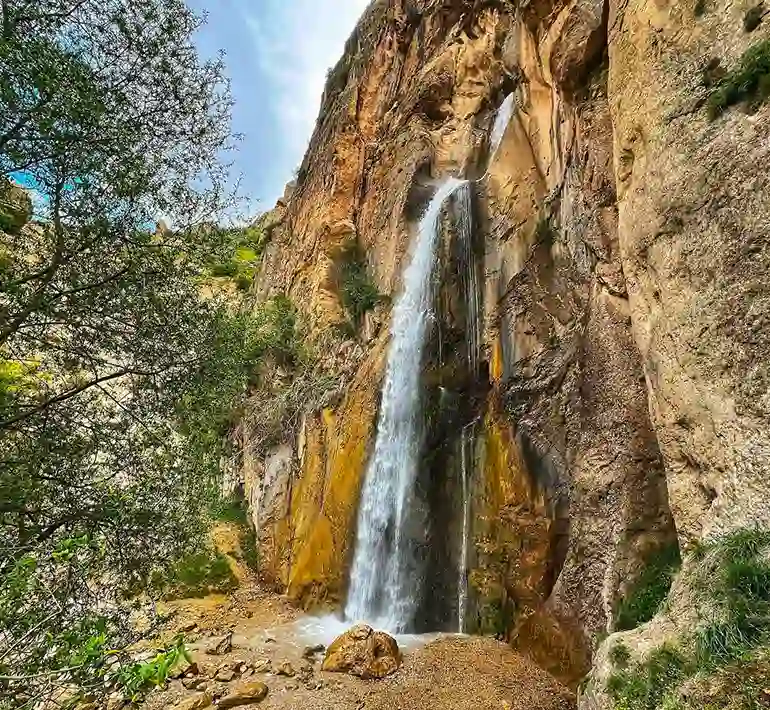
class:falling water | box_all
[457,420,476,634]
[345,177,470,633]
[454,181,480,373]
[487,93,514,167]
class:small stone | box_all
[171,692,213,710]
[171,660,199,679]
[276,661,296,677]
[215,668,236,682]
[204,632,233,656]
[239,664,247,673]
[181,622,198,632]
[217,681,269,709]
[252,658,271,673]
[302,643,326,660]
[106,693,125,710]
[182,677,207,691]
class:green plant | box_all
[707,39,770,118]
[610,642,632,668]
[608,644,689,710]
[607,529,770,709]
[616,543,682,631]
[159,549,238,600]
[338,240,381,329]
[210,491,259,573]
[116,635,191,703]
[240,524,260,573]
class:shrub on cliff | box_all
[338,240,381,330]
[707,38,770,118]
[0,1,255,707]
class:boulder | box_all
[321,624,401,679]
[217,681,269,709]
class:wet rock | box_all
[322,624,401,679]
[276,660,296,677]
[171,692,212,710]
[204,632,232,656]
[217,681,269,709]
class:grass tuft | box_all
[707,39,770,119]
[607,528,770,709]
[615,542,681,631]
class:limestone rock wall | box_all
[238,0,770,689]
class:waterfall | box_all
[457,420,476,634]
[454,181,480,373]
[345,177,469,633]
[488,93,514,166]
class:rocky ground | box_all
[137,548,575,710]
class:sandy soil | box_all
[139,527,575,710]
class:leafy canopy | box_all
[0,1,260,707]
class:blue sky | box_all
[190,0,370,215]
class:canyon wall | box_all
[238,0,770,693]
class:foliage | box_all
[210,491,259,573]
[0,1,255,707]
[337,240,381,329]
[208,223,270,292]
[239,524,260,573]
[608,644,688,710]
[616,542,682,631]
[117,636,191,703]
[707,39,770,119]
[156,549,238,600]
[607,529,770,710]
[610,642,631,668]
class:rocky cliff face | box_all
[237,0,770,696]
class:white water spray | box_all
[345,177,469,633]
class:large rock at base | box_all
[217,681,268,709]
[321,624,401,679]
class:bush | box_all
[707,39,770,119]
[616,542,681,631]
[117,636,191,703]
[158,549,238,600]
[337,240,381,329]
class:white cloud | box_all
[239,0,370,171]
